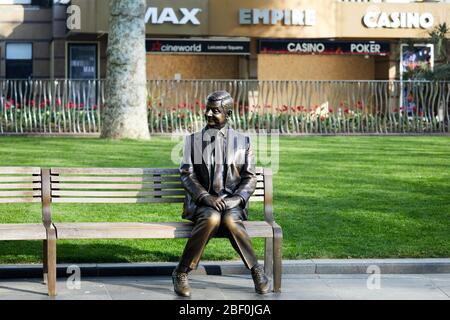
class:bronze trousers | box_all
[179,205,258,271]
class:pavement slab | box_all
[0,273,449,300]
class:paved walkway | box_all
[1,273,449,300]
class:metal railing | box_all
[1,79,449,134]
[0,80,102,134]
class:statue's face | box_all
[205,101,228,129]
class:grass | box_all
[0,135,449,264]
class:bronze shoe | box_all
[172,270,191,297]
[251,264,270,294]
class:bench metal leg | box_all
[264,237,273,282]
[46,229,57,297]
[43,240,48,284]
[273,227,283,293]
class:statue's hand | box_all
[202,195,226,212]
[224,196,243,210]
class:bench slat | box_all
[52,195,264,203]
[0,191,42,197]
[52,197,184,203]
[51,183,183,190]
[51,176,181,183]
[51,182,263,190]
[52,190,186,197]
[0,224,47,240]
[0,183,41,190]
[0,198,41,203]
[51,168,264,175]
[54,221,273,239]
[51,168,180,175]
[0,167,40,174]
[0,177,41,183]
[252,189,265,196]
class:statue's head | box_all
[205,91,233,129]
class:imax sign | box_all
[144,7,202,25]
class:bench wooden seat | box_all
[54,221,274,239]
[0,223,47,241]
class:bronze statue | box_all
[172,91,270,297]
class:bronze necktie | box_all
[211,134,225,195]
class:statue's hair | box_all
[206,91,233,113]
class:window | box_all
[5,43,33,79]
[31,0,52,7]
[68,43,98,79]
[67,43,99,111]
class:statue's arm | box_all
[180,135,209,204]
[232,137,257,206]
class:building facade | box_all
[0,0,449,80]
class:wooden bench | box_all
[1,167,282,297]
[0,167,57,296]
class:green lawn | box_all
[0,136,449,264]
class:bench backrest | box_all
[49,167,266,204]
[0,167,42,203]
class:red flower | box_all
[344,108,349,114]
[328,108,333,113]
[357,101,362,110]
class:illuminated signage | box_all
[144,7,202,25]
[363,12,434,29]
[259,39,390,56]
[146,39,250,55]
[239,8,316,26]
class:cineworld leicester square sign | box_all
[146,39,250,55]
[259,39,390,56]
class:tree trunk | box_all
[101,0,150,140]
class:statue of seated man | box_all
[172,90,270,297]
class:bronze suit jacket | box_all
[180,126,257,221]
